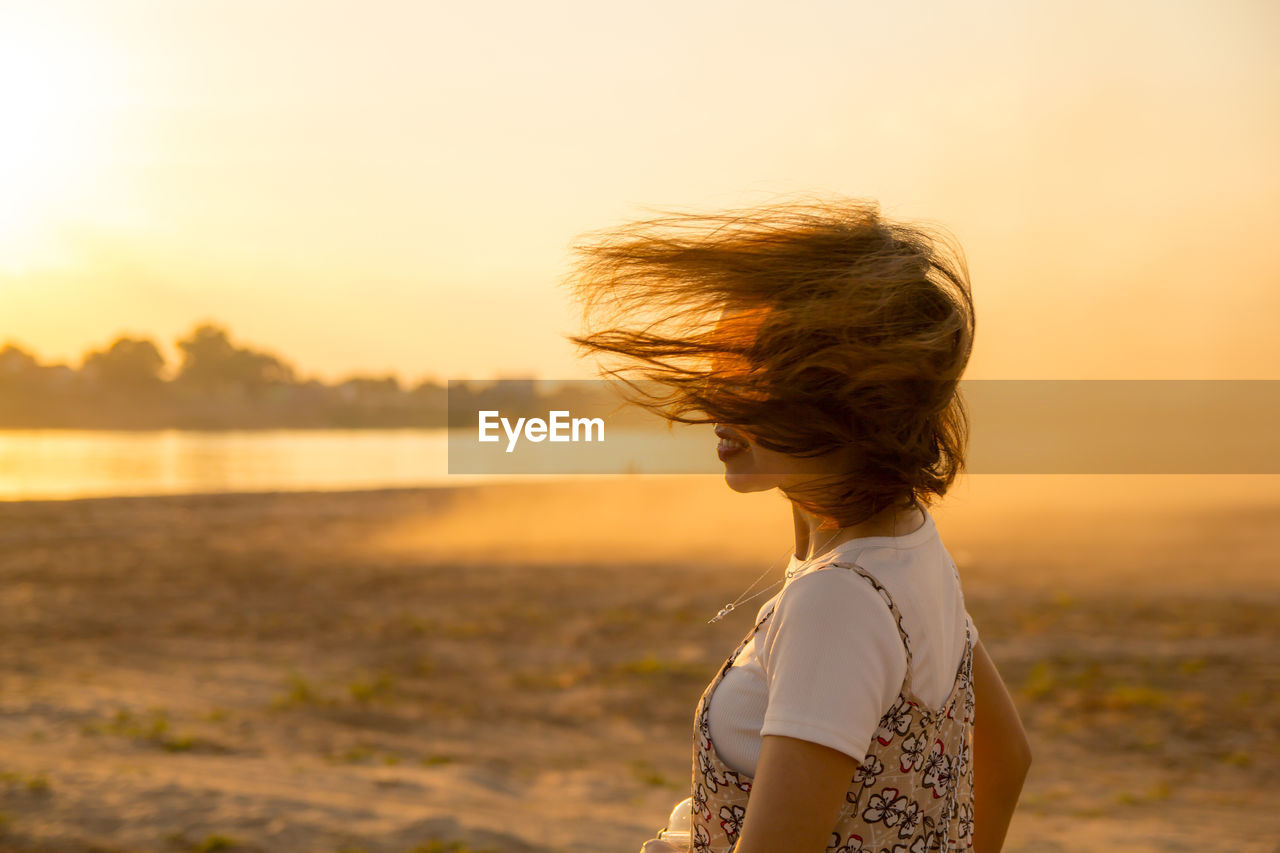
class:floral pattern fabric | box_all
[688,561,975,853]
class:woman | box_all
[564,198,1032,853]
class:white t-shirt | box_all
[706,507,978,777]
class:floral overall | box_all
[689,561,976,853]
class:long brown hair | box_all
[562,196,975,528]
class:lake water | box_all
[0,429,472,500]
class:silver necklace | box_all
[708,527,847,624]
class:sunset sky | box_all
[0,0,1276,384]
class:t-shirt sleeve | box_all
[756,568,908,762]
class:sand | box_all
[0,476,1277,852]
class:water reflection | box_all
[0,429,461,500]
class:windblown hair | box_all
[563,196,975,528]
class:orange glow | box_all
[0,1,1275,382]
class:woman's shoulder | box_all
[752,563,882,622]
[754,564,910,686]
[760,565,903,645]
[782,560,896,608]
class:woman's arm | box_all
[971,638,1033,853]
[733,734,860,853]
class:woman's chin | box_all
[723,469,778,494]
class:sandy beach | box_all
[1,476,1277,852]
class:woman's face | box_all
[712,304,841,493]
[714,423,837,494]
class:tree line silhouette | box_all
[0,322,447,429]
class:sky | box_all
[0,0,1277,384]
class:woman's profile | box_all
[564,197,1032,853]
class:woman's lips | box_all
[715,425,749,462]
[717,439,747,462]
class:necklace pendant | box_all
[708,540,813,625]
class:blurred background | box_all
[1,1,1277,851]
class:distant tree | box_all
[81,336,166,391]
[0,343,40,376]
[0,343,51,399]
[175,323,296,391]
[337,375,402,401]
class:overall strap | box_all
[736,606,775,656]
[950,556,976,662]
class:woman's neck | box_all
[791,499,925,561]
